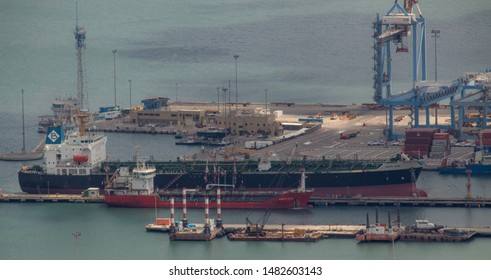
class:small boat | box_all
[175,137,202,145]
[411,219,444,232]
[356,210,402,242]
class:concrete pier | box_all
[310,197,491,208]
[0,139,44,161]
[0,193,104,203]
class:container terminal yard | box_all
[83,101,477,168]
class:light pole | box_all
[222,87,228,134]
[233,54,239,112]
[222,87,228,116]
[431,29,440,125]
[431,29,440,82]
[217,87,220,114]
[112,49,117,106]
[264,89,268,115]
[128,80,132,109]
[72,231,81,259]
[222,87,228,131]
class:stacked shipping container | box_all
[429,133,451,158]
[404,128,440,158]
[478,129,491,153]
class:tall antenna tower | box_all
[74,3,88,110]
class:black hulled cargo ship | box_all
[19,126,426,198]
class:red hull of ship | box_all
[311,182,428,198]
[105,191,313,209]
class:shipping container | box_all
[430,151,447,158]
[431,145,446,152]
[405,143,431,149]
[433,133,450,140]
[406,128,440,135]
[405,137,434,145]
[432,140,448,146]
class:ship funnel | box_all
[375,207,379,225]
[366,213,370,229]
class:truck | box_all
[340,130,360,140]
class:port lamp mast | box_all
[128,79,132,109]
[233,54,239,112]
[74,3,87,111]
[431,29,440,82]
[72,231,81,259]
[113,49,117,107]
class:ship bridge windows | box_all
[79,169,87,175]
[62,169,67,175]
[69,169,77,175]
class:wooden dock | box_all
[310,197,491,208]
[0,193,104,203]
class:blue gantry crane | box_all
[373,1,491,141]
[373,0,429,139]
[453,70,491,140]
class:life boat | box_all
[73,154,89,163]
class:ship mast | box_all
[75,2,87,111]
[77,110,90,136]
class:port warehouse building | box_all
[129,97,284,136]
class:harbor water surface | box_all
[1,0,491,260]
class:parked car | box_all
[367,141,377,146]
[389,141,402,146]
